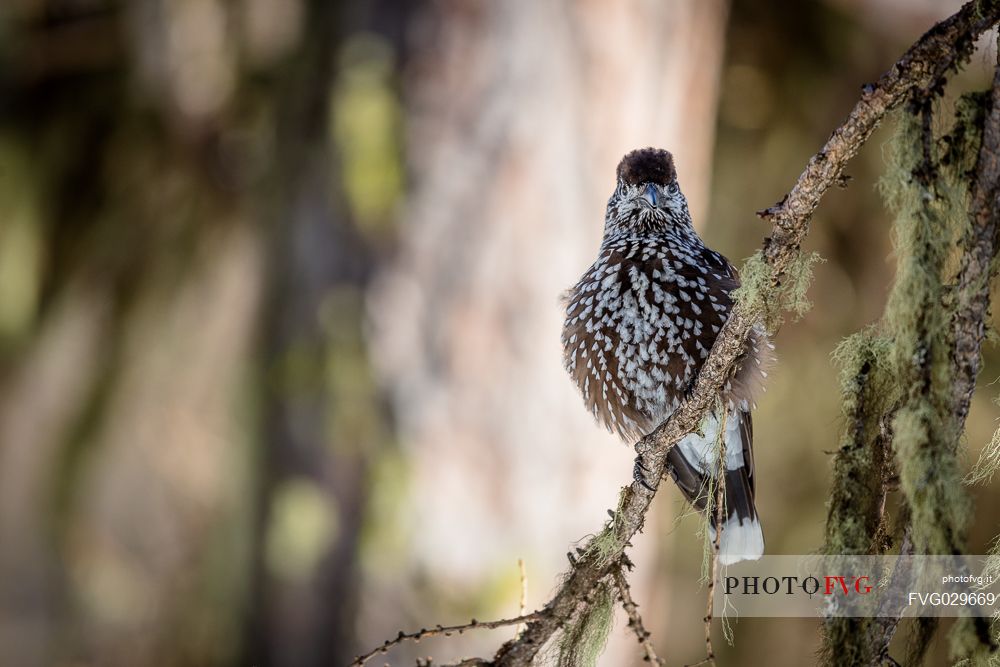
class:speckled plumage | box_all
[561,148,770,563]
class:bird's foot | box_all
[632,452,657,492]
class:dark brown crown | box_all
[616,148,676,186]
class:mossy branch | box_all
[882,109,970,559]
[878,107,986,664]
[557,580,615,667]
[825,41,1000,666]
[354,3,1000,665]
[954,36,1000,438]
[825,331,896,557]
[821,332,897,666]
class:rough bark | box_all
[950,41,1000,430]
[863,34,1000,667]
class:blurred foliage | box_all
[333,33,403,237]
[1,1,999,666]
[0,136,41,347]
[266,478,338,581]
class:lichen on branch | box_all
[732,249,823,332]
[880,110,972,561]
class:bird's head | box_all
[605,148,691,235]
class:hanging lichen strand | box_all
[556,579,615,667]
[888,103,995,663]
[941,90,1000,667]
[819,331,896,666]
[885,108,986,665]
[825,331,896,558]
[819,99,995,666]
[882,108,971,560]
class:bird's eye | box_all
[667,183,679,195]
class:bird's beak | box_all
[641,183,658,208]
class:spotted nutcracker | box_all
[561,148,770,564]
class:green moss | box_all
[830,329,894,398]
[783,250,825,318]
[949,616,996,666]
[893,403,970,553]
[822,332,897,666]
[824,330,896,557]
[732,249,823,332]
[941,92,987,178]
[879,112,971,557]
[822,104,991,664]
[877,108,989,661]
[557,580,615,667]
[584,488,629,567]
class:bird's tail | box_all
[665,409,763,565]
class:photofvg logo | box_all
[723,575,874,597]
[711,555,1000,618]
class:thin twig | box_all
[686,658,715,667]
[697,408,727,667]
[350,612,543,666]
[614,565,666,666]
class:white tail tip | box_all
[710,516,764,565]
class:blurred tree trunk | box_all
[243,1,352,661]
[241,0,402,664]
[0,1,366,665]
[368,0,729,660]
[0,1,265,662]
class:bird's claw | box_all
[633,453,656,491]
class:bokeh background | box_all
[1,1,1000,665]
